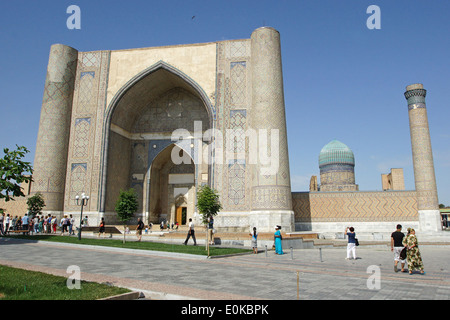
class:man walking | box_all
[136,218,144,242]
[391,224,406,272]
[69,214,75,235]
[184,218,197,245]
[208,216,214,245]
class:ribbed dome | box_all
[319,140,355,167]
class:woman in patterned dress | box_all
[402,228,425,275]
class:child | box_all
[249,227,258,254]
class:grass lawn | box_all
[0,265,130,300]
[6,234,252,256]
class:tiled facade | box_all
[29,29,440,234]
[30,28,294,232]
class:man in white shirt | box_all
[69,214,75,235]
[4,214,11,234]
[183,218,197,246]
[22,214,29,234]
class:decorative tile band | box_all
[319,163,355,173]
[404,88,426,105]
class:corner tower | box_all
[31,44,78,215]
[249,27,294,232]
[404,84,441,232]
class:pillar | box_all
[404,83,441,232]
[249,27,294,232]
[31,44,78,215]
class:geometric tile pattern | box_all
[69,163,88,208]
[73,118,91,158]
[77,72,95,114]
[229,41,249,59]
[215,40,252,211]
[293,191,418,222]
[252,185,292,210]
[64,50,111,212]
[230,62,246,106]
[229,110,247,152]
[228,160,246,205]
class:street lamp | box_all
[75,193,89,240]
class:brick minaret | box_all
[404,83,441,232]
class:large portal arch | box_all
[99,61,214,222]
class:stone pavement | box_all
[0,237,449,300]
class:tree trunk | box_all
[123,222,126,244]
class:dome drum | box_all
[319,163,354,174]
[318,140,358,192]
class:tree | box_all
[196,185,222,224]
[196,185,222,255]
[115,188,139,243]
[27,192,46,218]
[439,204,446,209]
[0,145,33,201]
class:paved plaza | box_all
[0,237,449,300]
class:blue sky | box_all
[1,0,449,205]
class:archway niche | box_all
[101,62,212,224]
[148,144,196,226]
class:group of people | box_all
[0,213,28,235]
[391,224,425,275]
[0,212,91,236]
[0,213,35,235]
[31,214,62,234]
[247,223,426,275]
[248,225,284,255]
[345,224,425,275]
[159,220,179,231]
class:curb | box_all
[127,288,201,300]
[98,291,142,300]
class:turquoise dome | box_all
[319,140,355,168]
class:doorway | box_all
[176,206,187,225]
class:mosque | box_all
[4,27,442,239]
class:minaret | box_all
[404,83,441,232]
[31,44,78,216]
[249,27,294,232]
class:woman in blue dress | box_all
[274,225,284,255]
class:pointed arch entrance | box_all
[99,61,213,224]
[148,143,196,226]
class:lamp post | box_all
[75,193,89,240]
